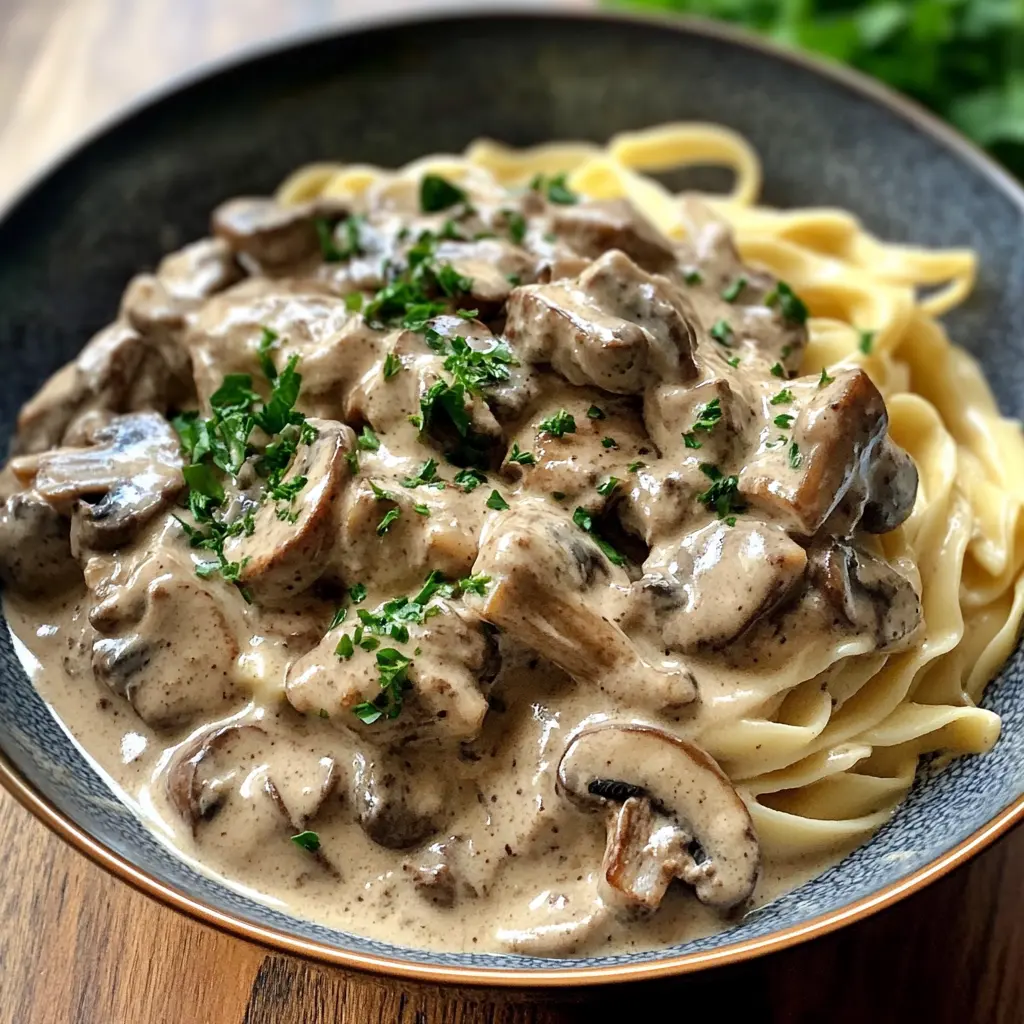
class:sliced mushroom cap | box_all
[349,751,445,849]
[222,419,354,602]
[165,723,340,876]
[167,724,338,834]
[0,491,77,596]
[11,412,184,552]
[558,723,760,910]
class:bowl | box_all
[1,7,1022,988]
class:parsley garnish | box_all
[530,172,578,205]
[420,174,467,212]
[345,292,364,312]
[454,468,487,492]
[507,442,536,466]
[683,269,703,285]
[597,476,620,497]
[506,210,527,245]
[727,356,741,368]
[486,490,510,511]
[352,648,413,724]
[458,573,492,596]
[627,460,645,473]
[788,442,803,469]
[774,414,795,429]
[538,409,576,438]
[413,503,430,516]
[383,352,402,379]
[329,606,348,630]
[357,425,380,451]
[291,830,321,852]
[315,216,363,263]
[401,458,441,489]
[819,367,835,388]
[697,464,745,521]
[859,330,876,354]
[765,281,809,324]
[770,388,794,405]
[601,437,617,449]
[683,433,702,449]
[710,320,734,346]
[572,507,625,566]
[587,405,605,420]
[721,276,747,302]
[377,507,401,535]
[336,634,355,659]
[349,583,367,604]
[770,362,785,378]
[691,398,722,434]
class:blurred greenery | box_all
[613,0,1024,177]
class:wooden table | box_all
[1,2,1022,1021]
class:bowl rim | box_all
[2,4,1023,989]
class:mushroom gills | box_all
[558,723,760,911]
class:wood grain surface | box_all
[0,2,1022,1022]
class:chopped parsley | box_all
[530,172,578,205]
[458,573,492,596]
[819,367,835,388]
[349,583,367,604]
[721,276,747,302]
[383,352,402,379]
[774,414,795,429]
[727,356,741,368]
[697,464,745,521]
[692,397,722,434]
[770,388,794,405]
[627,460,645,473]
[507,442,536,466]
[572,507,625,567]
[683,269,703,285]
[290,830,321,852]
[765,281,809,324]
[601,437,618,449]
[173,347,314,593]
[683,433,702,449]
[377,507,401,535]
[329,606,348,630]
[486,489,510,511]
[506,210,527,245]
[315,216,363,263]
[345,292,364,312]
[357,425,380,451]
[335,634,355,659]
[597,476,620,497]
[538,409,576,438]
[352,648,413,724]
[456,308,479,320]
[420,174,467,213]
[859,329,876,354]
[413,503,431,516]
[788,442,803,469]
[710,320,734,346]
[587,405,606,420]
[454,468,487,492]
[770,362,785,378]
[401,458,441,489]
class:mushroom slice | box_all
[558,723,760,910]
[0,491,77,596]
[350,750,445,849]
[11,412,184,552]
[167,724,337,834]
[473,504,697,713]
[165,724,340,875]
[222,420,354,602]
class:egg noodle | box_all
[277,123,1024,862]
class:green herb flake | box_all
[727,356,741,368]
[683,433,702,449]
[697,464,745,521]
[788,442,803,470]
[413,503,431,516]
[597,476,620,498]
[721,276,748,302]
[420,174,467,213]
[458,573,492,596]
[507,442,536,466]
[377,507,401,535]
[765,281,809,324]
[291,830,321,853]
[601,437,618,449]
[859,330,876,354]
[572,506,626,567]
[770,388,794,406]
[349,583,368,604]
[383,352,402,380]
[401,458,440,489]
[627,461,645,473]
[774,414,795,429]
[683,269,703,285]
[587,405,606,420]
[770,362,785,378]
[486,490,510,511]
[506,210,527,245]
[710,320,734,346]
[329,606,347,630]
[818,367,835,388]
[538,409,576,438]
[454,468,487,492]
[335,634,355,660]
[531,172,578,205]
[357,425,381,451]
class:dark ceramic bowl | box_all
[1,8,1022,988]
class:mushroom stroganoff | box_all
[3,124,1022,957]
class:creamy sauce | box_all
[0,169,919,956]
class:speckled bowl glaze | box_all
[0,8,1022,987]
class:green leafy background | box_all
[613,0,1024,178]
